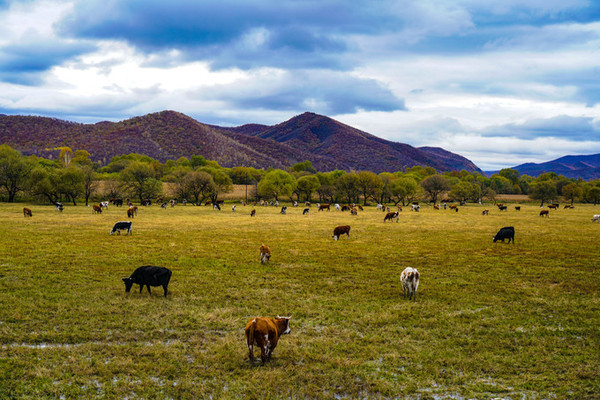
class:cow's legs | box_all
[146,285,152,295]
[248,344,254,362]
[139,284,143,294]
[163,284,168,297]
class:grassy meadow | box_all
[0,201,599,399]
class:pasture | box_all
[0,202,598,399]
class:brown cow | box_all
[250,209,256,217]
[433,204,440,210]
[384,211,399,222]
[350,208,358,216]
[540,210,549,217]
[333,225,351,240]
[23,207,32,217]
[127,208,135,218]
[92,205,102,214]
[259,244,271,263]
[131,206,138,215]
[245,316,291,364]
[318,203,330,211]
[548,204,558,210]
[358,205,364,211]
[449,205,458,210]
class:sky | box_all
[0,0,599,170]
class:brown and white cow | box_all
[482,209,489,216]
[400,267,420,301]
[259,244,271,263]
[92,205,102,214]
[127,208,135,218]
[333,225,351,240]
[23,207,32,217]
[540,210,549,217]
[384,211,399,222]
[245,316,291,364]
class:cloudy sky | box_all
[0,0,599,170]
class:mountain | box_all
[0,110,481,173]
[507,154,600,180]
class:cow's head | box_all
[122,277,134,292]
[276,315,292,335]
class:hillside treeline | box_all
[1,145,599,206]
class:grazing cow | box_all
[540,210,549,217]
[384,211,399,222]
[303,208,309,215]
[232,205,237,212]
[259,244,271,264]
[496,203,504,208]
[548,204,558,210]
[250,209,256,217]
[127,208,135,218]
[122,266,172,297]
[397,205,403,212]
[92,205,102,214]
[113,198,123,207]
[280,206,287,214]
[358,205,364,211]
[332,225,351,240]
[482,209,489,215]
[400,267,420,301]
[170,199,176,207]
[411,204,420,212]
[433,204,440,210]
[493,226,515,244]
[350,208,358,216]
[245,316,291,364]
[23,207,32,217]
[213,203,221,211]
[100,201,109,209]
[449,205,458,210]
[55,202,64,212]
[110,221,132,235]
[293,201,298,207]
[564,204,574,209]
[498,206,507,211]
[515,206,521,211]
[318,203,330,211]
[334,203,340,211]
[160,202,168,209]
[305,202,311,207]
[376,204,383,211]
[341,205,350,212]
[592,215,600,222]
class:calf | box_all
[23,207,32,217]
[332,225,351,240]
[122,266,172,297]
[539,210,549,217]
[592,215,600,223]
[303,208,309,215]
[400,267,420,301]
[493,226,515,244]
[384,211,399,222]
[318,203,330,211]
[110,221,132,235]
[259,244,271,263]
[92,205,102,214]
[245,316,291,364]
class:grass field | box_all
[0,201,599,399]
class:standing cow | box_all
[401,267,420,301]
[259,244,271,263]
[384,211,399,222]
[245,316,291,364]
[122,266,172,297]
[23,207,32,217]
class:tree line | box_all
[1,145,599,206]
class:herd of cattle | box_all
[18,198,596,364]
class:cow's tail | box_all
[246,319,257,362]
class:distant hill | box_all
[487,154,600,180]
[0,110,482,173]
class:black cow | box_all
[110,221,132,235]
[493,226,515,244]
[303,208,309,215]
[498,206,508,211]
[54,202,64,212]
[122,266,172,297]
[280,206,287,214]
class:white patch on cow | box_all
[333,235,338,240]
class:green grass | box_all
[0,202,599,399]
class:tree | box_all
[290,160,316,174]
[378,172,394,204]
[0,145,34,202]
[257,170,296,201]
[389,177,418,206]
[296,175,321,202]
[58,166,85,205]
[231,166,260,203]
[120,161,162,203]
[200,167,233,203]
[561,183,583,205]
[420,174,451,204]
[529,180,557,206]
[356,171,383,205]
[80,165,97,206]
[585,185,600,205]
[56,147,74,167]
[449,181,479,205]
[182,170,216,205]
[335,173,360,204]
[315,172,336,203]
[28,165,62,204]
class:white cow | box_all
[592,214,600,222]
[400,267,420,301]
